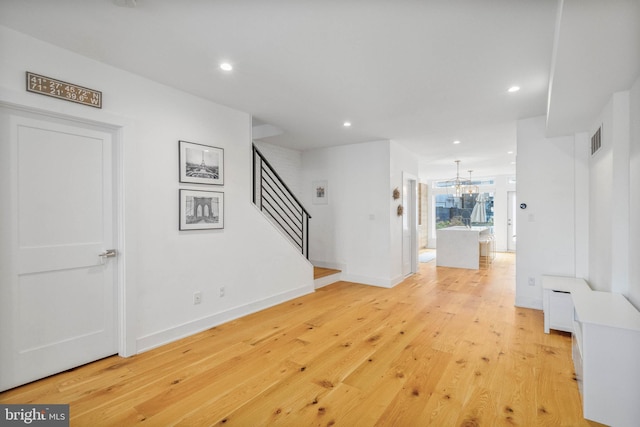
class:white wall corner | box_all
[610,91,631,294]
[515,116,577,305]
[252,123,284,140]
[573,132,590,279]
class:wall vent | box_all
[591,126,602,155]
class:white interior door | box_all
[402,173,418,277]
[507,191,517,252]
[0,111,117,391]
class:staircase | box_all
[253,145,341,289]
[252,144,311,259]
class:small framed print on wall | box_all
[179,189,224,230]
[312,180,328,205]
[179,140,224,185]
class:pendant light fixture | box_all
[446,160,470,198]
[465,170,479,195]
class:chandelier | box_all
[465,170,479,195]
[444,161,479,197]
[445,160,470,197]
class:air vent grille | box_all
[591,126,602,155]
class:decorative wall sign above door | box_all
[26,72,102,108]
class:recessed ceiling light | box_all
[453,140,461,144]
[508,86,520,93]
[343,122,351,127]
[220,63,233,71]
[507,151,514,154]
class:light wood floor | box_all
[0,253,603,426]
[313,267,341,280]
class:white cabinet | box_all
[548,291,573,331]
[542,276,590,334]
[571,291,640,427]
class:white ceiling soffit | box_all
[546,0,640,137]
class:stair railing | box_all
[252,144,311,259]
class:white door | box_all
[0,111,117,391]
[402,174,418,277]
[507,191,517,252]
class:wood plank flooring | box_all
[0,253,603,426]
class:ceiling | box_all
[1,0,638,180]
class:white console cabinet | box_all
[542,275,590,334]
[571,290,640,427]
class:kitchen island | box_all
[436,226,490,269]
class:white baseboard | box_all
[136,284,314,354]
[390,274,405,287]
[514,296,543,310]
[314,272,342,289]
[341,273,397,289]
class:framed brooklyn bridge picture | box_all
[179,140,224,185]
[179,189,224,230]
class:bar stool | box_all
[479,235,494,267]
[490,234,496,261]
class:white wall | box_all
[0,26,313,355]
[573,131,590,279]
[515,116,587,309]
[588,78,639,308]
[302,140,391,286]
[514,77,639,310]
[252,140,303,199]
[302,140,418,287]
[390,141,420,281]
[257,139,419,287]
[588,92,630,293]
[629,76,640,309]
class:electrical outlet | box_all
[528,277,536,286]
[193,291,202,304]
[219,287,225,297]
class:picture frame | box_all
[312,180,328,205]
[179,140,224,185]
[179,189,224,230]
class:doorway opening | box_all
[507,191,517,252]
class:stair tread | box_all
[313,267,341,280]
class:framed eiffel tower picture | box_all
[179,140,224,185]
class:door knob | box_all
[99,249,117,258]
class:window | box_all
[433,177,495,189]
[435,192,494,229]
